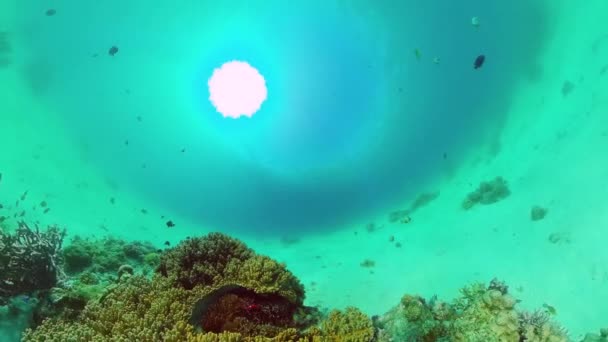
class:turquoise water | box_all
[1,0,608,341]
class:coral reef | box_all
[22,233,369,341]
[376,281,568,342]
[158,233,305,305]
[0,221,66,304]
[320,307,375,342]
[61,236,157,274]
[16,230,598,342]
[462,176,510,210]
[531,206,548,221]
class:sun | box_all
[207,60,268,119]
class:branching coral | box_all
[24,234,312,341]
[378,281,568,342]
[158,233,305,305]
[518,310,568,342]
[23,275,203,342]
[158,233,255,290]
[0,221,66,303]
[320,307,375,342]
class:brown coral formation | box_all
[23,233,332,341]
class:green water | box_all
[1,0,608,341]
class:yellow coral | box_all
[320,307,375,342]
[223,255,305,304]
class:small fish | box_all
[124,140,129,146]
[20,190,28,201]
[0,216,6,223]
[414,48,422,61]
[164,241,170,246]
[136,115,142,122]
[166,220,175,228]
[43,208,50,214]
[19,210,25,217]
[543,303,557,315]
[181,148,186,153]
[110,197,115,204]
[0,203,3,209]
[473,54,486,69]
[432,57,440,64]
[0,172,2,183]
[141,209,148,214]
[160,215,165,219]
[108,46,119,56]
[45,9,56,16]
[40,201,47,207]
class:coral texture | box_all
[0,221,65,303]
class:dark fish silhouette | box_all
[108,46,119,56]
[474,55,485,69]
[46,9,56,16]
[166,220,175,228]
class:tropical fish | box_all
[474,54,486,69]
[108,46,119,56]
